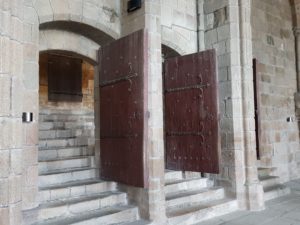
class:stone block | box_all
[82,2,99,27]
[10,149,22,175]
[23,62,38,90]
[50,188,70,200]
[34,0,53,24]
[11,77,23,117]
[24,123,38,146]
[22,146,38,168]
[22,90,38,117]
[204,0,227,14]
[0,118,22,150]
[0,150,9,178]
[1,11,11,37]
[23,6,38,24]
[68,0,83,22]
[24,165,38,187]
[8,176,22,204]
[9,202,22,225]
[0,207,9,225]
[0,76,11,116]
[50,0,70,20]
[22,186,38,210]
[23,43,38,62]
[205,29,218,46]
[0,178,9,206]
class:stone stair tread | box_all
[259,175,279,181]
[39,136,77,141]
[39,178,105,190]
[39,166,95,176]
[264,184,291,201]
[33,205,137,225]
[165,177,207,186]
[167,197,237,218]
[38,191,125,208]
[40,137,83,141]
[39,145,90,151]
[118,220,151,225]
[264,183,289,192]
[264,183,286,191]
[39,155,92,163]
[39,146,90,151]
[166,186,223,200]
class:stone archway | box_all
[21,0,120,210]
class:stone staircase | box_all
[165,170,238,225]
[258,167,291,201]
[23,111,147,225]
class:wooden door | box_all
[99,30,148,187]
[164,49,220,173]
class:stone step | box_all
[259,175,280,189]
[25,192,131,224]
[165,178,209,195]
[167,198,239,225]
[39,121,94,131]
[182,171,202,179]
[29,205,139,225]
[165,170,183,183]
[166,187,225,209]
[258,167,276,177]
[39,128,94,140]
[39,113,94,122]
[39,137,90,149]
[264,184,291,201]
[39,167,97,187]
[38,156,95,173]
[120,220,152,225]
[39,179,117,203]
[38,146,94,161]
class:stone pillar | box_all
[204,0,264,211]
[197,0,205,51]
[22,0,39,210]
[121,0,166,222]
[0,0,24,224]
[233,0,264,210]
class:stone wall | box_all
[204,0,238,190]
[39,53,95,112]
[161,0,198,54]
[252,0,300,181]
[120,0,165,222]
[0,1,25,224]
[204,0,264,210]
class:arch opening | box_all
[40,21,115,46]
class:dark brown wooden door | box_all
[99,30,148,188]
[164,49,220,173]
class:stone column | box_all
[0,0,24,224]
[121,0,166,222]
[234,0,264,210]
[22,0,39,210]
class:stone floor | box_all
[195,179,300,225]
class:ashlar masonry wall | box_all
[204,0,264,210]
[252,0,300,181]
[161,0,198,55]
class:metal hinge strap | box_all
[100,73,138,87]
[165,83,210,93]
